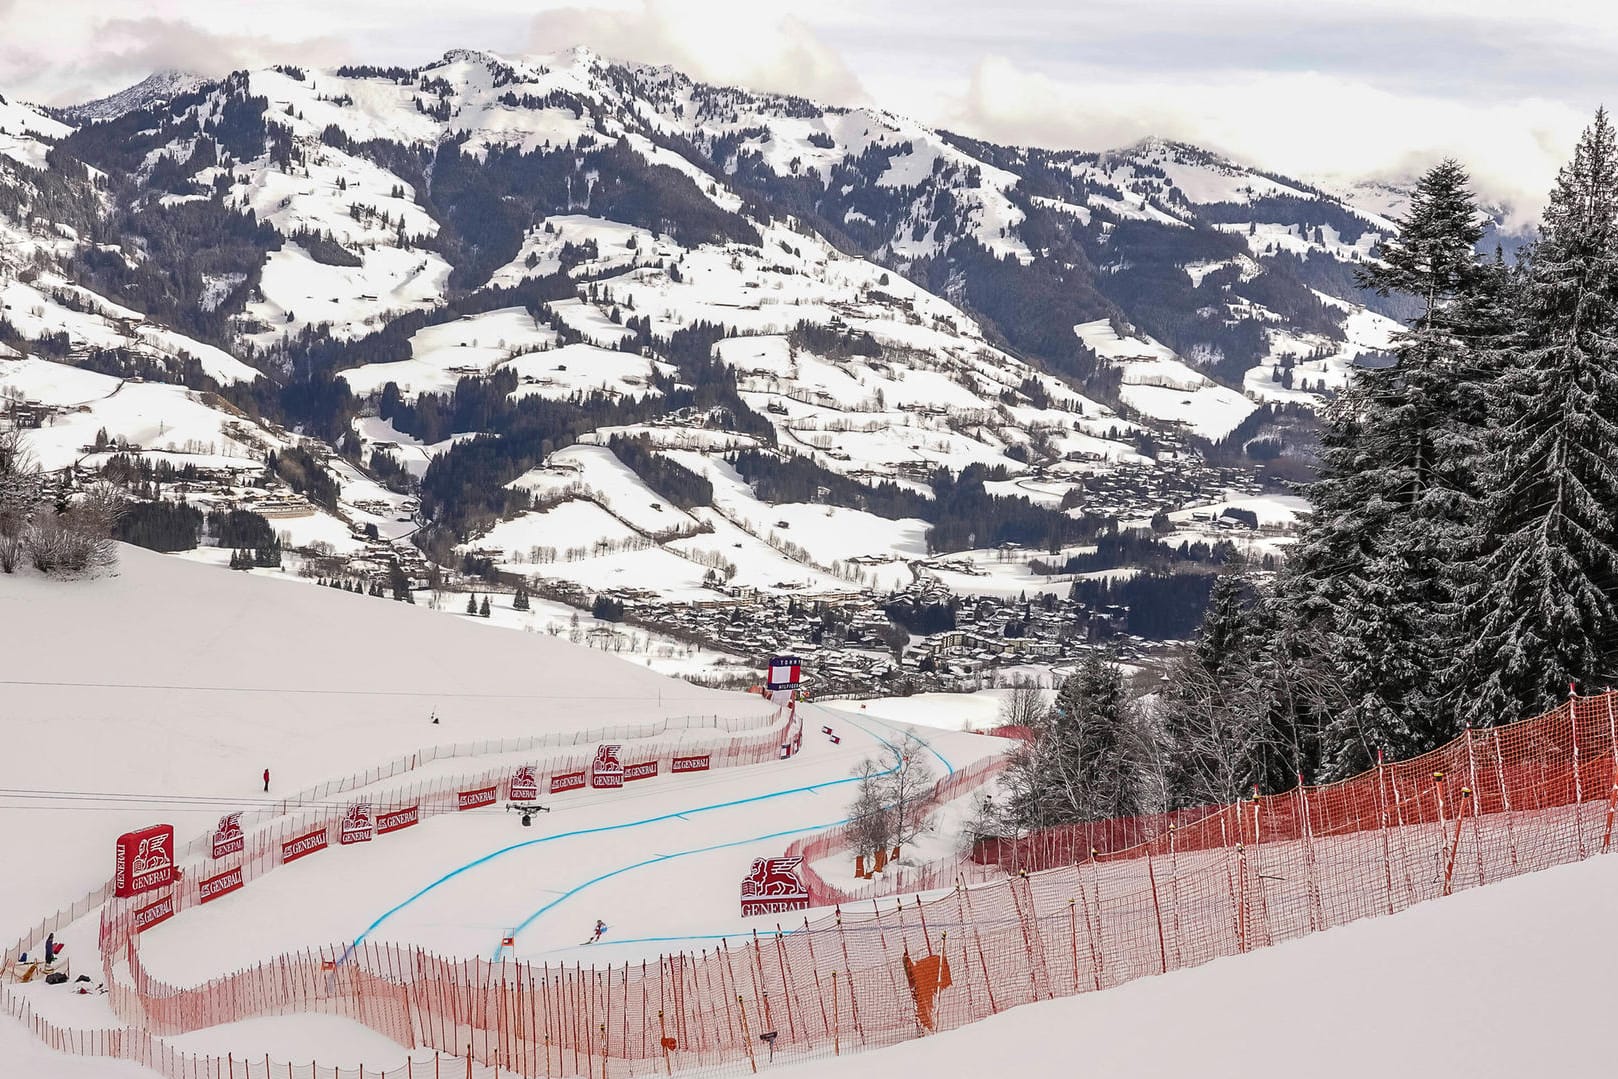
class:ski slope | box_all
[782,849,1618,1079]
[0,547,1004,1073]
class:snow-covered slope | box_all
[781,850,1618,1079]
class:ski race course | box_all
[5,548,1618,1078]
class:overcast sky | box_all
[3,0,1612,223]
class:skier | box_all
[587,919,608,944]
[262,767,270,793]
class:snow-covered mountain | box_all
[0,47,1452,625]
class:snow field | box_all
[0,547,764,938]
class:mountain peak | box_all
[58,69,203,124]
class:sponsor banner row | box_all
[133,892,175,933]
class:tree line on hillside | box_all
[994,111,1618,835]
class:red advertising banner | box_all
[210,813,244,860]
[339,803,373,845]
[377,805,419,834]
[624,760,658,782]
[509,765,539,802]
[551,771,586,794]
[198,866,243,904]
[133,892,176,933]
[591,744,625,789]
[282,827,328,864]
[114,824,175,898]
[457,785,498,811]
[672,754,711,773]
[740,856,810,917]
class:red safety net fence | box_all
[788,756,1009,906]
[13,691,1618,1079]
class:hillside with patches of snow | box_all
[0,46,1475,643]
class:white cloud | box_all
[528,0,865,104]
[944,56,1588,227]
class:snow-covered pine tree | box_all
[466,592,478,615]
[1289,160,1491,777]
[1455,109,1618,728]
[1003,651,1151,828]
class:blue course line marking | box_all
[341,774,867,965]
[346,708,957,967]
[343,717,906,964]
[493,818,849,960]
[819,705,955,777]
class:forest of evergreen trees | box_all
[999,111,1618,834]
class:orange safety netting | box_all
[8,691,1618,1079]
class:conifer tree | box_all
[480,596,491,618]
[513,584,530,611]
[1455,109,1618,726]
[1288,160,1491,776]
[1003,652,1150,828]
[466,592,478,615]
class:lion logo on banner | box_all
[343,802,371,829]
[741,857,806,899]
[511,765,539,800]
[132,834,172,876]
[215,814,243,843]
[593,745,623,773]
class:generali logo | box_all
[133,893,176,933]
[340,802,374,845]
[740,856,810,917]
[457,785,498,811]
[510,765,539,801]
[281,828,328,863]
[198,866,243,904]
[551,770,586,794]
[115,825,177,897]
[377,805,419,834]
[672,754,711,773]
[211,813,244,859]
[623,760,658,782]
[591,744,624,789]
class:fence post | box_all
[1603,695,1618,853]
[1143,843,1168,975]
[1464,726,1486,887]
[1442,785,1472,896]
[1376,750,1394,916]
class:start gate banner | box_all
[624,760,658,782]
[510,765,539,802]
[133,893,176,933]
[766,655,802,692]
[377,805,419,834]
[198,866,243,905]
[457,785,498,811]
[282,827,328,864]
[739,856,810,917]
[672,753,711,773]
[210,813,244,860]
[591,744,624,789]
[339,802,374,845]
[551,770,586,794]
[114,824,175,898]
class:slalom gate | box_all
[6,691,1618,1078]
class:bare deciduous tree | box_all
[997,679,1048,731]
[846,731,938,861]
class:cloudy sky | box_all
[3,0,1612,222]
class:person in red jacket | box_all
[262,768,270,793]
